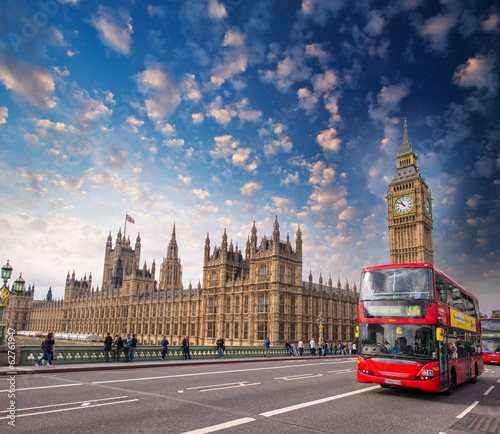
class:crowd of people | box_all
[283,339,357,356]
[34,332,357,367]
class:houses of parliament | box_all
[4,123,433,346]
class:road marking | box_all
[181,417,256,433]
[327,369,356,374]
[456,401,479,419]
[0,399,139,420]
[274,373,322,381]
[0,396,129,414]
[91,360,355,385]
[497,379,500,383]
[259,385,380,417]
[0,383,82,393]
[186,381,261,392]
[484,386,495,395]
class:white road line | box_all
[186,381,261,392]
[187,381,253,390]
[497,379,500,383]
[327,369,356,374]
[0,383,82,393]
[0,396,129,414]
[91,360,355,385]
[0,399,139,420]
[484,386,495,395]
[181,417,256,434]
[259,385,380,417]
[274,373,322,381]
[456,401,479,419]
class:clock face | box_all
[394,195,414,215]
[425,197,431,215]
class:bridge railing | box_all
[20,345,311,365]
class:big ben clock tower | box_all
[387,120,434,264]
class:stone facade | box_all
[4,219,358,346]
[387,121,434,264]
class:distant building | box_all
[387,120,434,264]
[4,219,358,346]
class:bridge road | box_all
[1,359,499,433]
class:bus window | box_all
[435,274,447,304]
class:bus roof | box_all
[361,263,478,302]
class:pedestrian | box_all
[264,337,271,357]
[298,339,304,356]
[103,332,113,362]
[123,334,131,360]
[291,341,298,356]
[286,340,292,356]
[216,337,225,358]
[309,338,316,356]
[35,333,55,367]
[113,334,123,362]
[127,334,138,362]
[182,336,192,359]
[352,342,357,355]
[160,335,169,360]
[348,341,353,355]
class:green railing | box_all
[21,345,312,365]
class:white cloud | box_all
[466,194,482,209]
[35,118,68,137]
[305,43,329,64]
[281,172,300,186]
[240,181,262,197]
[136,61,181,125]
[207,96,237,126]
[482,13,500,32]
[453,54,497,91]
[90,6,133,54]
[181,74,202,102]
[418,11,458,52]
[191,113,204,124]
[211,52,248,87]
[0,47,56,110]
[210,135,239,159]
[162,138,185,149]
[222,28,245,46]
[300,0,348,26]
[126,115,144,133]
[307,160,347,213]
[235,98,262,122]
[72,89,112,130]
[260,54,312,92]
[316,127,341,152]
[312,69,338,93]
[208,0,227,20]
[0,106,7,125]
[178,175,191,185]
[297,88,318,115]
[191,188,210,200]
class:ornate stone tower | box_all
[387,120,434,264]
[159,224,183,290]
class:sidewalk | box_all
[1,355,356,376]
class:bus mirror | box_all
[436,327,444,341]
[355,326,359,338]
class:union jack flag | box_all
[126,214,135,224]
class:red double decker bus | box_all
[357,263,483,395]
[481,318,500,364]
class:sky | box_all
[0,0,499,315]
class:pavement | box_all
[1,354,356,376]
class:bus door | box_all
[465,341,471,381]
[438,328,449,391]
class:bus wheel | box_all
[469,364,478,384]
[446,371,456,396]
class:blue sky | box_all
[0,0,499,314]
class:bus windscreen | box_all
[360,267,432,301]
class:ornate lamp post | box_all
[0,260,25,345]
[316,313,324,344]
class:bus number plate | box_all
[384,379,402,385]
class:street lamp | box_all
[316,313,324,344]
[0,260,25,345]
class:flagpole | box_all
[124,211,127,239]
